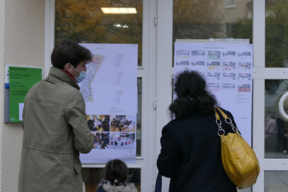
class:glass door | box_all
[45,0,157,191]
[44,0,288,191]
[254,0,288,191]
[155,0,288,191]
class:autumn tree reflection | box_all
[173,0,224,41]
[55,0,143,65]
[230,0,288,67]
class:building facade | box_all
[1,0,288,191]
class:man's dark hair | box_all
[51,40,92,69]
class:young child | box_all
[96,159,138,192]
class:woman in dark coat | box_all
[157,71,237,192]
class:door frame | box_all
[44,0,157,191]
[155,0,288,191]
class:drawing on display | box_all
[207,72,220,80]
[222,83,236,90]
[222,51,236,60]
[114,73,123,85]
[113,55,123,67]
[238,52,252,60]
[207,83,220,92]
[110,115,136,132]
[91,132,110,149]
[176,61,189,66]
[112,91,122,103]
[222,73,236,81]
[208,51,221,60]
[238,62,251,70]
[207,61,220,70]
[176,50,190,59]
[191,61,205,67]
[238,84,251,92]
[237,73,251,81]
[87,115,110,132]
[79,54,105,104]
[191,50,205,56]
[222,62,236,71]
[109,132,136,150]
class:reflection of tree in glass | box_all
[227,2,252,43]
[173,0,224,41]
[265,80,281,95]
[55,0,142,65]
[231,1,288,67]
[265,1,288,67]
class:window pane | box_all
[265,171,288,191]
[266,1,288,67]
[265,80,288,158]
[137,78,142,156]
[173,0,252,41]
[55,1,143,157]
[55,0,143,66]
[173,0,253,66]
[82,168,141,192]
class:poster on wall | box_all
[174,42,253,145]
[7,66,42,122]
[79,43,138,164]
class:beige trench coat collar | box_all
[47,67,80,90]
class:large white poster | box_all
[79,44,138,163]
[174,42,253,145]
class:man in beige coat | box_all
[18,40,94,192]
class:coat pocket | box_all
[73,163,81,174]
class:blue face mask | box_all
[75,71,86,83]
[71,65,86,83]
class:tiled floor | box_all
[264,171,288,192]
[265,152,288,192]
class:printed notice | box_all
[176,61,190,66]
[174,42,253,145]
[207,61,221,70]
[223,73,236,81]
[78,44,138,164]
[9,66,42,122]
[222,62,236,71]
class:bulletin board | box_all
[5,66,42,122]
[174,38,253,145]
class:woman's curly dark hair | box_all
[169,70,217,118]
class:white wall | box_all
[0,0,45,191]
[0,0,5,191]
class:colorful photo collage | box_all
[86,115,136,150]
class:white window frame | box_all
[225,0,237,8]
[253,0,288,191]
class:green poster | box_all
[9,66,42,122]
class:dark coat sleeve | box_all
[157,125,182,178]
[95,188,105,192]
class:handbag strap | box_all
[214,107,241,136]
[155,172,162,192]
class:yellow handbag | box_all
[214,107,260,189]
